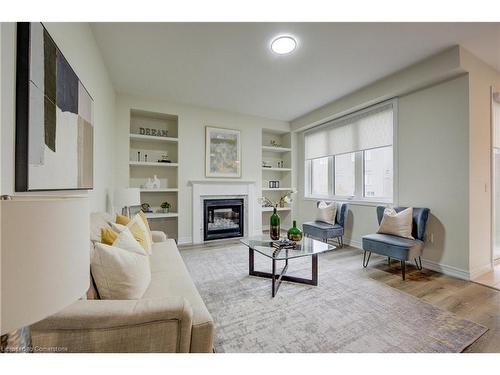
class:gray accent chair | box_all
[302,202,349,247]
[362,206,430,280]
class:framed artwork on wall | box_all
[15,22,94,192]
[205,126,241,178]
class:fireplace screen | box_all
[203,198,244,241]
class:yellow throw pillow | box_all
[138,211,153,242]
[127,221,149,253]
[116,213,130,225]
[101,227,118,245]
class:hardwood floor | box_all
[179,240,500,352]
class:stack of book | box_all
[272,239,296,249]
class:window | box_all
[304,101,395,203]
[364,147,393,199]
[310,157,331,197]
[334,152,356,196]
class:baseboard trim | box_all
[343,238,471,280]
[178,236,192,245]
[343,238,362,249]
[420,259,470,280]
[469,263,494,280]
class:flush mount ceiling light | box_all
[271,35,297,55]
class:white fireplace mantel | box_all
[191,180,260,244]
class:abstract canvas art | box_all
[15,22,94,191]
[205,127,241,178]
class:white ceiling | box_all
[91,23,500,121]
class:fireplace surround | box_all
[190,180,259,244]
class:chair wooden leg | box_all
[401,260,406,280]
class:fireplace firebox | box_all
[203,198,244,241]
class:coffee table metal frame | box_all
[248,246,319,298]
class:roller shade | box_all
[305,103,394,160]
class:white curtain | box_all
[305,103,394,160]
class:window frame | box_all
[303,99,398,206]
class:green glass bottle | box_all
[287,220,303,241]
[270,207,280,240]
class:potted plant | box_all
[160,201,171,213]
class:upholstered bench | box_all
[362,206,430,280]
[302,202,348,247]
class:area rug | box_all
[181,244,487,353]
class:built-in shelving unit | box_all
[140,188,179,193]
[261,145,292,153]
[129,109,179,241]
[129,134,179,143]
[129,161,179,167]
[144,212,179,219]
[262,167,292,172]
[261,129,294,232]
[261,207,291,212]
[262,187,292,191]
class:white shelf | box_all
[129,161,178,167]
[144,212,179,219]
[261,207,291,212]
[140,188,179,193]
[262,167,292,172]
[262,187,293,191]
[130,134,178,143]
[262,146,291,153]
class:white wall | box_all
[296,75,470,273]
[293,46,500,279]
[460,47,500,278]
[114,94,290,244]
[398,76,469,272]
[292,46,483,278]
[0,23,115,212]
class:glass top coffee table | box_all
[240,235,335,297]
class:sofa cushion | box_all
[362,233,424,260]
[143,239,214,352]
[302,221,344,238]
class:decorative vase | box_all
[152,175,161,189]
[161,207,169,213]
[144,178,153,189]
[287,220,303,241]
[270,207,280,240]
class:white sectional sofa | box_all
[31,213,214,353]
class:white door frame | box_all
[491,86,500,266]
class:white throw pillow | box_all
[316,201,337,224]
[377,207,414,239]
[91,230,151,299]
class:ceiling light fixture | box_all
[271,35,297,55]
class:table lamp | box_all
[114,188,141,217]
[1,195,90,352]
